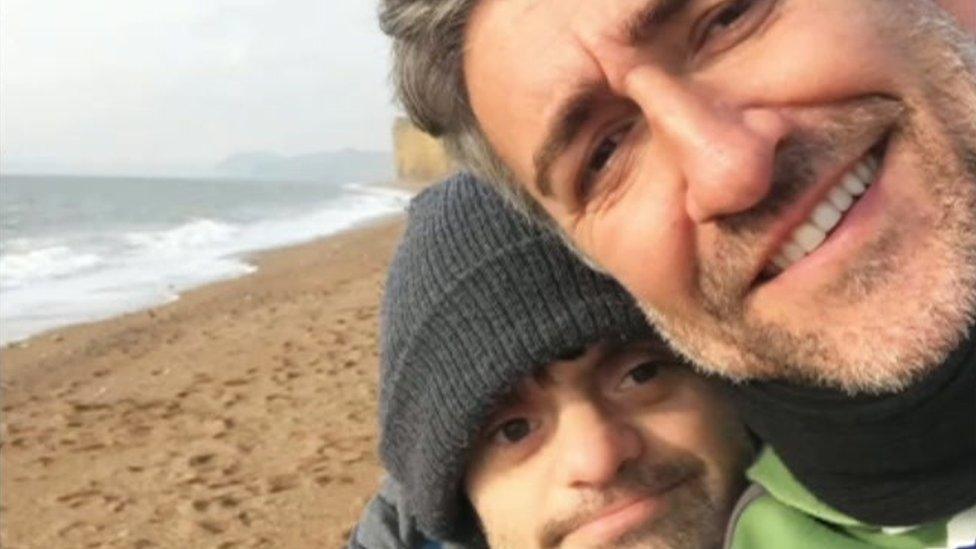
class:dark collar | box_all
[727,325,976,526]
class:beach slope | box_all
[1,219,403,548]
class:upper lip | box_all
[562,474,688,543]
[748,130,889,289]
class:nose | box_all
[623,67,789,223]
[556,403,643,488]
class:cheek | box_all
[644,400,718,454]
[710,1,915,104]
[579,165,697,315]
[466,464,546,544]
[936,0,976,32]
[639,382,745,478]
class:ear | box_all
[938,0,976,34]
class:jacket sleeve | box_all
[347,477,433,549]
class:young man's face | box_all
[464,341,750,548]
[464,0,976,391]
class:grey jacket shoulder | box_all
[348,477,484,549]
[348,478,427,549]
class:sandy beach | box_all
[1,217,406,548]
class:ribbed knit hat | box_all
[378,173,652,543]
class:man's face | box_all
[464,0,976,392]
[464,341,750,548]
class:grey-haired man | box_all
[378,1,976,547]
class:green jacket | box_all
[726,449,976,549]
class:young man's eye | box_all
[490,418,535,445]
[618,361,660,390]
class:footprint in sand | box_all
[265,473,301,494]
[199,417,235,439]
[55,484,129,512]
[188,453,217,468]
[178,482,261,541]
[222,378,251,388]
[194,373,215,384]
[221,392,246,409]
[56,520,104,540]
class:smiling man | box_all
[378,0,976,546]
[349,175,751,548]
[382,0,975,393]
[459,0,976,396]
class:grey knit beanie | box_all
[379,173,652,543]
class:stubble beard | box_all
[608,480,724,549]
[486,485,723,549]
[650,6,976,394]
[484,454,732,549]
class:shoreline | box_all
[1,210,406,352]
[1,216,407,547]
[1,179,414,348]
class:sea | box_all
[0,174,412,346]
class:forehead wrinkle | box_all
[626,0,693,44]
[530,0,682,197]
[532,28,615,197]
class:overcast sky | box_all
[0,0,399,174]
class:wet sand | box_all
[1,217,405,548]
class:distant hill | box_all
[215,149,394,183]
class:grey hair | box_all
[378,0,559,233]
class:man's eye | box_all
[618,362,660,390]
[587,132,624,175]
[490,418,535,445]
[695,0,772,52]
[710,0,755,32]
[579,125,631,200]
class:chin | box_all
[652,251,976,394]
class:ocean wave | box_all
[341,183,414,201]
[0,246,105,289]
[0,185,410,345]
[123,218,241,255]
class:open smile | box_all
[755,132,892,286]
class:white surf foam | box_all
[0,185,412,345]
[1,246,105,290]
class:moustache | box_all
[693,96,907,313]
[538,456,704,548]
[716,96,905,237]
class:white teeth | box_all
[811,202,843,232]
[772,254,791,271]
[827,187,854,212]
[793,223,827,252]
[842,171,867,196]
[866,154,880,172]
[765,151,881,278]
[782,242,806,263]
[854,161,874,183]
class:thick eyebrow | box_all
[530,0,694,198]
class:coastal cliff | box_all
[393,118,454,186]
